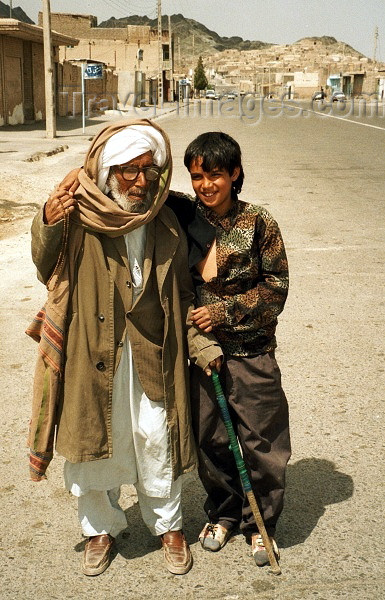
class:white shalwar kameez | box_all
[64,226,183,537]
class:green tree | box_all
[194,56,208,91]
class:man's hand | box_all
[44,168,81,225]
[203,356,222,377]
[191,306,212,332]
[58,167,81,194]
[44,188,77,225]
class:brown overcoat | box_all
[30,205,221,477]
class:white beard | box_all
[107,173,151,214]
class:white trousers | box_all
[65,337,174,499]
[78,478,183,538]
[65,231,185,538]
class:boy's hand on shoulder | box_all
[191,306,212,332]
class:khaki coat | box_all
[31,205,221,479]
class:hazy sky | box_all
[14,1,384,60]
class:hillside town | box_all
[0,9,384,126]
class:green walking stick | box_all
[211,370,282,575]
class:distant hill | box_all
[98,14,366,60]
[295,35,362,57]
[0,1,34,23]
[98,13,272,55]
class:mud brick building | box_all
[38,13,174,103]
[0,18,77,125]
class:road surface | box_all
[0,104,384,599]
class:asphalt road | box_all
[0,104,384,599]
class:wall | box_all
[22,41,34,120]
[58,60,118,116]
[46,13,171,102]
[118,71,136,106]
[31,42,45,120]
[0,38,3,125]
[61,36,167,77]
[0,35,24,124]
[0,32,64,126]
[38,12,97,36]
[293,71,320,98]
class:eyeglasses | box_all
[115,165,161,182]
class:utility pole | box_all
[373,26,379,63]
[168,15,174,102]
[192,33,195,74]
[157,0,163,106]
[9,1,12,17]
[42,0,56,138]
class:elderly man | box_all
[27,119,222,577]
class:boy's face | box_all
[189,158,240,217]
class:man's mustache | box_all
[128,187,147,197]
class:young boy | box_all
[54,131,290,567]
[178,132,291,567]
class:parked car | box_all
[227,92,237,100]
[205,89,216,99]
[312,91,326,101]
[332,91,346,102]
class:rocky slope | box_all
[0,0,34,23]
[98,13,273,56]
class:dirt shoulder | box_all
[0,137,90,239]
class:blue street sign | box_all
[84,63,103,79]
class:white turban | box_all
[97,125,167,192]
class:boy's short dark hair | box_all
[184,132,244,195]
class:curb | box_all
[25,144,69,162]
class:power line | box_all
[171,0,194,14]
[101,0,154,16]
[104,0,156,14]
[101,0,130,17]
[98,0,157,20]
[129,2,157,12]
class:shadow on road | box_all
[73,501,160,560]
[118,504,161,559]
[112,480,208,559]
[73,478,208,560]
[73,458,353,559]
[278,457,354,548]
